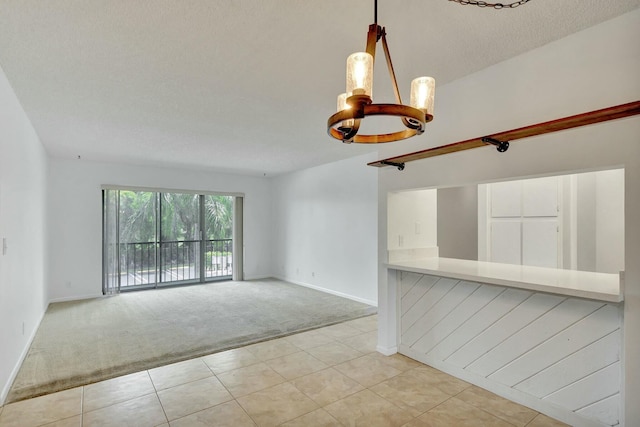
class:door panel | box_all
[490,221,521,265]
[523,221,559,268]
[491,181,522,217]
[160,193,201,283]
[523,177,558,217]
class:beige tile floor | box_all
[0,315,570,427]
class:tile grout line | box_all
[80,386,84,427]
[234,396,259,427]
[200,354,263,426]
[146,370,170,426]
[81,371,160,417]
[200,356,257,425]
[317,346,414,422]
[452,386,533,427]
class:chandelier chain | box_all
[448,0,531,9]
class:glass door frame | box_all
[102,186,242,294]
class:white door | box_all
[488,177,560,268]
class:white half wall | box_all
[377,9,639,426]
[398,272,622,427]
[47,159,272,302]
[271,153,378,306]
[0,64,49,404]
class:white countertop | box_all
[386,257,623,303]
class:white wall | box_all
[47,159,272,301]
[576,169,625,274]
[437,186,478,261]
[595,169,625,274]
[0,65,49,404]
[577,173,598,271]
[271,153,378,306]
[377,9,639,425]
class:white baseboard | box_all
[399,345,609,427]
[376,345,398,356]
[242,274,272,281]
[48,293,103,304]
[273,275,377,307]
[1,307,47,406]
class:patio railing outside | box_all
[107,239,232,288]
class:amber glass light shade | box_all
[336,93,354,128]
[410,76,435,115]
[346,52,373,97]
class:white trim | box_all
[48,293,104,304]
[477,184,490,261]
[400,344,610,427]
[569,174,579,270]
[1,308,47,406]
[242,274,272,281]
[376,345,398,356]
[232,196,244,281]
[273,276,378,307]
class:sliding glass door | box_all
[159,192,201,284]
[203,194,233,279]
[119,191,158,288]
[103,189,236,293]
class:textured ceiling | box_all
[1,0,639,175]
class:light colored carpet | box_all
[8,278,376,403]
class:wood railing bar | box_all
[368,100,640,168]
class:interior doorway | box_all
[102,189,240,293]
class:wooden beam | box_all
[368,100,640,168]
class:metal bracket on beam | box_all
[482,137,509,153]
[381,160,405,171]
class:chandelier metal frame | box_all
[327,2,433,144]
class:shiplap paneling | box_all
[400,272,424,297]
[425,287,531,361]
[466,298,604,377]
[577,394,620,426]
[515,330,620,398]
[545,362,620,410]
[399,272,621,427]
[403,281,479,347]
[445,293,565,368]
[400,273,436,314]
[412,284,503,355]
[401,277,458,337]
[490,304,620,387]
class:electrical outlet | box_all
[2,237,6,255]
[398,235,404,247]
[312,272,315,277]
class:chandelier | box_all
[327,0,435,144]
